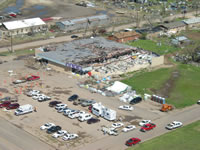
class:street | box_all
[0,117,54,150]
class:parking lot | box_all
[0,57,167,150]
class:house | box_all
[159,21,186,34]
[183,17,200,29]
[0,17,47,38]
[108,31,141,43]
[171,36,191,46]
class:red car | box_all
[126,138,141,146]
[9,12,17,17]
[0,101,11,108]
[27,75,40,81]
[6,103,20,110]
[140,123,156,132]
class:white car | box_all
[40,123,55,130]
[62,133,78,141]
[27,90,40,96]
[118,105,133,111]
[111,122,124,129]
[52,130,67,138]
[57,107,69,113]
[55,104,67,110]
[78,113,92,122]
[38,95,51,102]
[122,125,136,132]
[68,112,80,119]
[63,108,74,116]
[139,120,151,126]
[166,121,183,130]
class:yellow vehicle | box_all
[160,104,173,112]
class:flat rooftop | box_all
[37,37,136,67]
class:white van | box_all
[78,113,92,122]
[15,104,34,116]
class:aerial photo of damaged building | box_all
[36,37,164,76]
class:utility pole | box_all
[10,33,14,53]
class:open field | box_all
[122,63,200,108]
[129,120,200,150]
[128,40,178,55]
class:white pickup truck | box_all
[101,127,118,136]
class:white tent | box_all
[107,81,129,94]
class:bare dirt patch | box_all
[186,32,200,41]
[151,70,180,98]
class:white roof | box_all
[3,18,46,30]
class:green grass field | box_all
[0,49,35,56]
[128,40,178,55]
[122,63,200,108]
[129,120,200,150]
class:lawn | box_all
[0,49,35,56]
[128,40,178,55]
[122,63,200,108]
[129,120,200,150]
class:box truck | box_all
[15,104,34,116]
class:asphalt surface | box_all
[75,104,200,150]
[0,117,54,150]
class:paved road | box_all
[0,117,54,150]
[0,11,196,53]
[75,104,200,150]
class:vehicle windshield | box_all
[127,139,133,143]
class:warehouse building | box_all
[56,15,110,32]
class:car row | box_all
[40,123,78,140]
[26,90,51,102]
[13,75,40,84]
[0,101,20,110]
[126,120,183,147]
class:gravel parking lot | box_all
[0,56,167,150]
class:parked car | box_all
[26,90,40,97]
[57,107,68,113]
[139,120,151,126]
[118,105,133,111]
[52,130,67,138]
[6,103,20,110]
[13,79,26,84]
[71,35,78,39]
[129,97,142,105]
[55,104,67,110]
[0,101,11,108]
[62,133,78,141]
[140,123,156,132]
[101,127,118,136]
[126,138,141,146]
[0,96,17,102]
[112,122,124,129]
[46,126,61,134]
[197,100,200,105]
[40,123,55,130]
[63,108,75,116]
[68,111,80,119]
[78,113,92,122]
[122,125,136,132]
[68,94,79,101]
[8,12,17,17]
[38,95,51,102]
[73,98,87,105]
[49,101,62,107]
[166,121,182,130]
[26,75,40,81]
[87,118,100,124]
[81,100,96,107]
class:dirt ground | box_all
[0,55,165,150]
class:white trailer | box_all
[92,103,116,121]
[15,104,34,116]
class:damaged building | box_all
[36,37,164,76]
